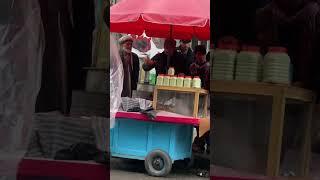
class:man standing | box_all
[177,40,194,75]
[190,45,210,90]
[143,38,187,75]
[118,35,140,97]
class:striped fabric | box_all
[26,112,107,159]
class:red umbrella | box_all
[110,0,210,40]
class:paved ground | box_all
[110,154,210,180]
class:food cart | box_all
[110,0,210,177]
[110,85,209,177]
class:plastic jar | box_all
[163,75,170,86]
[263,47,291,84]
[176,75,184,87]
[235,46,263,82]
[168,67,175,76]
[156,74,164,86]
[192,76,201,88]
[169,76,177,86]
[184,76,192,88]
[212,45,237,80]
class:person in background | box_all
[190,45,210,90]
[177,40,194,75]
[143,38,187,75]
[190,45,210,154]
[256,0,320,163]
[256,0,320,90]
[118,35,140,97]
[206,52,210,62]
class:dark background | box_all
[212,0,271,44]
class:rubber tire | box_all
[144,150,172,177]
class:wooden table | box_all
[210,80,316,177]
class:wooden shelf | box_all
[210,80,315,103]
[209,80,316,177]
[155,85,208,95]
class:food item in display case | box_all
[184,76,192,88]
[192,76,201,88]
[163,75,170,86]
[169,75,177,87]
[176,75,184,87]
[156,74,164,86]
[168,67,175,75]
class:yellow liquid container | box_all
[176,75,184,87]
[169,76,177,86]
[192,76,201,88]
[156,74,164,86]
[183,76,192,88]
[163,75,170,86]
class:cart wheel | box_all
[145,150,172,177]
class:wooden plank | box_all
[156,85,208,94]
[152,88,158,109]
[300,103,314,176]
[204,94,208,118]
[285,87,315,103]
[267,90,286,176]
[211,80,278,96]
[211,80,316,102]
[193,92,200,117]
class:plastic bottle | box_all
[156,74,164,86]
[149,68,157,85]
[176,75,184,87]
[192,76,201,88]
[169,76,177,86]
[163,75,170,86]
[184,76,192,88]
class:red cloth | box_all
[115,111,200,126]
[110,0,210,40]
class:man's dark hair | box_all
[194,45,207,55]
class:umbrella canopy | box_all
[110,0,210,40]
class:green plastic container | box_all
[262,47,291,84]
[235,46,263,82]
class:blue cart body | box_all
[110,117,194,162]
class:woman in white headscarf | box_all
[0,0,44,179]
